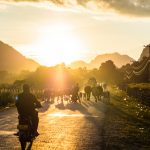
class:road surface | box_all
[0,99,106,150]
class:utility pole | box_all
[144,44,150,57]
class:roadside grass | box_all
[128,83,150,90]
[102,86,150,150]
[0,103,15,111]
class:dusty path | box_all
[0,100,106,150]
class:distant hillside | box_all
[139,45,150,61]
[90,52,134,68]
[69,60,88,69]
[69,52,134,69]
[0,41,39,72]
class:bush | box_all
[0,92,15,107]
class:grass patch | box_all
[102,86,150,150]
[128,83,150,90]
[0,103,15,111]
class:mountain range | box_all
[69,53,135,69]
[1,40,146,72]
[0,41,39,72]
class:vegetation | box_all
[0,91,15,108]
[99,60,123,83]
[125,83,150,106]
[0,71,17,84]
[128,83,150,90]
[0,58,149,109]
[103,86,150,149]
[0,54,149,149]
[0,60,124,107]
[10,61,123,89]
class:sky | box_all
[0,0,150,66]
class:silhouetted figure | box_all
[16,84,42,136]
[79,92,83,100]
[97,84,103,100]
[56,89,64,104]
[50,88,55,103]
[102,83,110,103]
[84,85,92,100]
[71,83,80,103]
[92,86,99,102]
[64,88,72,103]
[103,91,110,103]
[43,89,51,102]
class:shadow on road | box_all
[55,103,65,110]
[65,101,107,150]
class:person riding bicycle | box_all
[15,84,42,137]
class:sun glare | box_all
[28,23,86,66]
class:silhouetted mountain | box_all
[69,60,88,69]
[0,41,39,72]
[139,45,150,61]
[69,52,134,69]
[90,53,134,68]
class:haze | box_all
[0,0,150,66]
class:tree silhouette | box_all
[99,60,122,83]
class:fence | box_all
[0,88,44,107]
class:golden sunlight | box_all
[31,23,86,66]
[48,112,99,117]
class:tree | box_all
[99,60,123,83]
[88,77,97,87]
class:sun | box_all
[31,23,86,66]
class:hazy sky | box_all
[0,0,150,66]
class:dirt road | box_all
[0,100,106,150]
